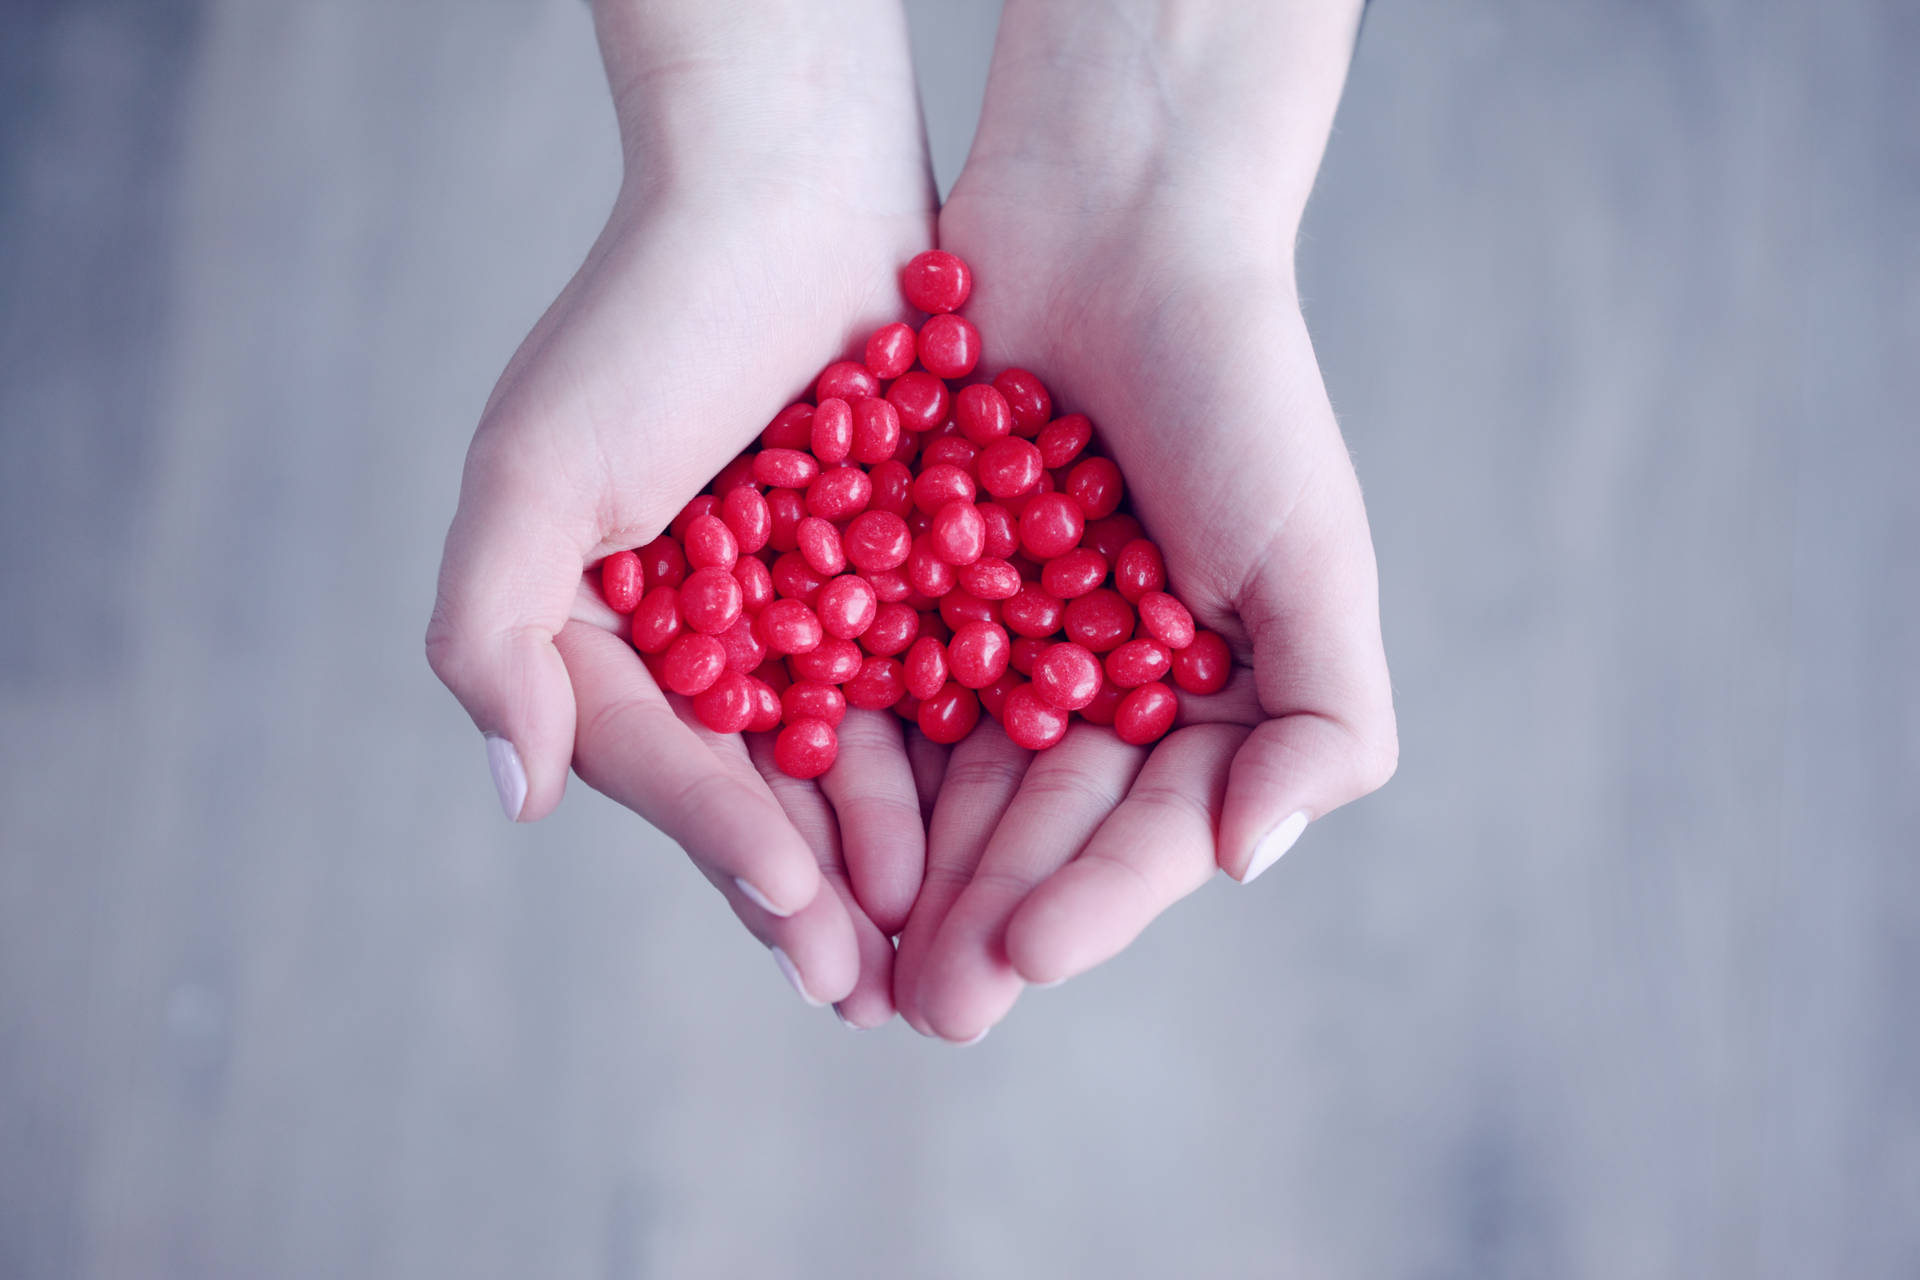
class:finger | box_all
[1220,462,1398,883]
[815,709,925,937]
[914,724,1146,1041]
[747,734,896,1027]
[891,718,1029,1040]
[425,432,598,821]
[906,729,949,817]
[1005,724,1245,986]
[555,621,822,916]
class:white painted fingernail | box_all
[956,1027,990,1046]
[735,877,794,918]
[1034,977,1067,989]
[1241,811,1309,883]
[484,734,527,821]
[770,947,822,1006]
[833,1004,864,1030]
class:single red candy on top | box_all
[900,250,972,314]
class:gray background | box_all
[2,0,1915,1276]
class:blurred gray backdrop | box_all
[2,1,1916,1277]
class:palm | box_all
[888,189,1395,1040]
[434,176,937,1026]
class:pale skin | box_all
[428,0,1396,1036]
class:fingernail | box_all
[484,734,527,821]
[734,877,794,918]
[956,1027,990,1046]
[1034,977,1067,989]
[1241,810,1309,883]
[833,1004,864,1030]
[770,947,822,1006]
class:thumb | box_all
[426,431,600,822]
[1218,465,1398,882]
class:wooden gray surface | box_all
[2,1,1915,1276]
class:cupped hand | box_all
[892,173,1398,1041]
[427,47,935,1025]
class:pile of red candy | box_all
[595,251,1232,779]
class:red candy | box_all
[1136,591,1196,649]
[886,371,950,433]
[1171,630,1231,695]
[917,314,981,380]
[783,681,847,728]
[947,621,1011,689]
[843,656,906,710]
[774,718,838,779]
[601,549,641,613]
[864,322,917,380]
[1112,539,1166,602]
[694,671,757,734]
[901,250,972,314]
[916,682,981,744]
[594,249,1232,774]
[631,585,682,654]
[1114,681,1178,745]
[1003,683,1071,750]
[816,360,879,402]
[662,632,727,697]
[851,397,902,465]
[977,437,1044,499]
[1105,637,1173,688]
[930,500,986,565]
[904,636,948,700]
[1040,547,1107,599]
[993,369,1052,436]
[680,566,744,635]
[1036,414,1092,469]
[816,574,877,640]
[843,510,912,573]
[1032,641,1103,710]
[954,384,1013,445]
[1018,492,1085,560]
[684,513,739,571]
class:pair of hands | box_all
[427,0,1395,1039]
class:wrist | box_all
[591,0,929,212]
[967,0,1362,241]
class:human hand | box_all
[427,2,934,1025]
[892,0,1395,1040]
